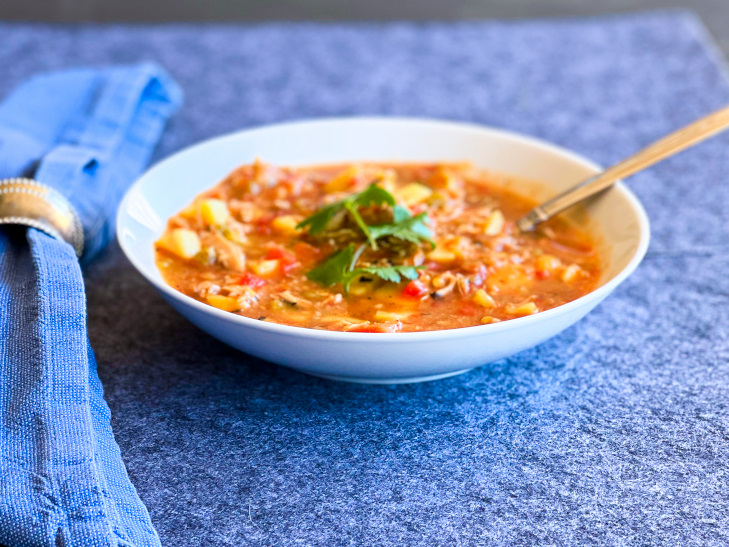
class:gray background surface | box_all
[3,0,729,54]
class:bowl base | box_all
[306,368,474,384]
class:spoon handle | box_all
[517,104,729,232]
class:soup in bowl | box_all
[117,118,649,383]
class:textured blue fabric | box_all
[2,11,729,546]
[0,66,181,546]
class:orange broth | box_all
[155,161,600,332]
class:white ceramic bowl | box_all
[117,117,649,383]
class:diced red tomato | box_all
[266,246,299,273]
[403,279,429,298]
[266,246,295,262]
[410,203,427,215]
[238,273,266,288]
[535,269,550,280]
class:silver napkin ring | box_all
[0,178,84,256]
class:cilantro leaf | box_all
[368,207,435,248]
[297,183,396,238]
[393,204,411,223]
[343,201,374,248]
[296,201,344,234]
[306,243,423,292]
[347,184,397,248]
[305,244,355,286]
[346,265,421,291]
[351,184,396,209]
[301,182,434,292]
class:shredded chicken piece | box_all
[201,231,246,272]
[432,272,456,289]
[456,274,471,296]
[223,219,249,243]
[194,281,220,298]
[431,273,457,299]
[437,202,465,222]
[229,199,259,223]
[252,159,280,187]
[225,286,259,309]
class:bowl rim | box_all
[117,115,650,342]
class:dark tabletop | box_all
[2,11,729,546]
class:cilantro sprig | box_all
[297,184,395,248]
[297,183,434,249]
[306,243,423,292]
[300,182,434,292]
[368,205,435,248]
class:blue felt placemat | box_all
[2,11,729,546]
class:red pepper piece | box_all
[403,279,429,298]
[238,272,266,287]
[266,246,299,272]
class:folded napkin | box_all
[0,65,181,546]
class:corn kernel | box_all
[325,166,360,193]
[374,310,411,322]
[426,248,457,264]
[481,316,501,324]
[249,259,280,277]
[561,264,584,283]
[157,229,201,259]
[505,301,539,316]
[206,294,239,312]
[395,183,433,206]
[272,215,301,235]
[200,199,230,226]
[483,210,505,236]
[473,289,495,308]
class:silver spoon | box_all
[517,104,729,232]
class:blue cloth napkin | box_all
[0,65,181,546]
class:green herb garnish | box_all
[368,205,435,248]
[297,184,433,249]
[301,182,435,291]
[306,243,422,292]
[297,183,395,248]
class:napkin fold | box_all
[0,64,181,547]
